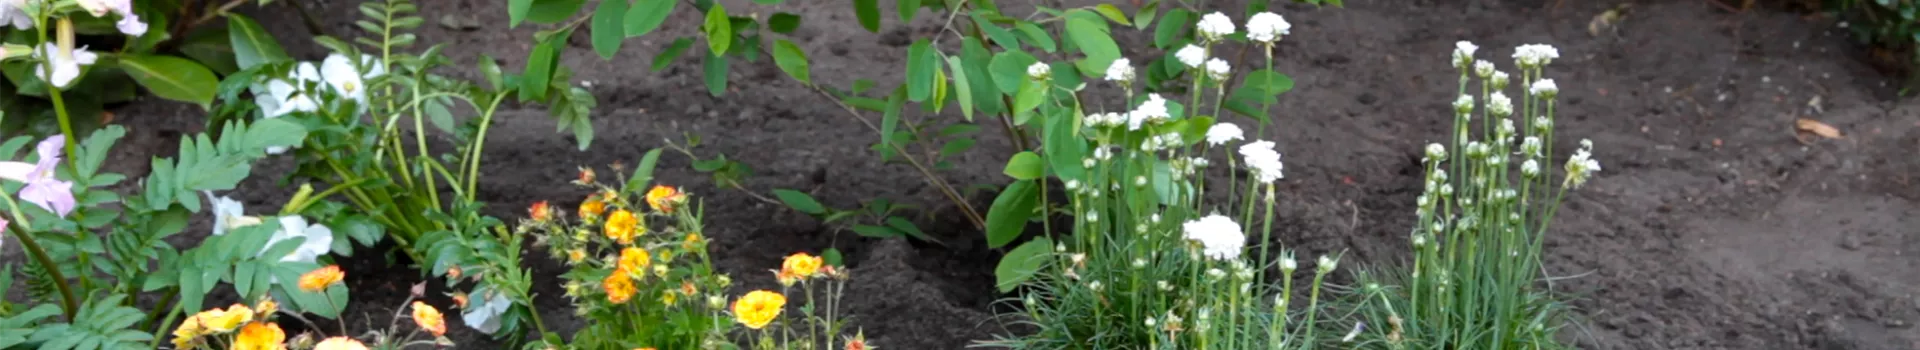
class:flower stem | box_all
[6,219,76,319]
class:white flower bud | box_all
[1207,268,1226,279]
[1473,60,1494,78]
[1105,58,1135,83]
[1453,94,1475,117]
[1488,92,1513,117]
[1317,255,1339,274]
[1134,175,1148,187]
[1064,179,1081,191]
[1521,159,1541,178]
[1425,143,1447,161]
[1530,79,1559,98]
[1279,257,1298,272]
[1204,58,1231,82]
[1085,210,1099,223]
[1083,157,1096,169]
[1491,70,1511,90]
[1027,62,1051,80]
[1132,258,1148,269]
[1452,41,1478,69]
[1157,280,1173,291]
[1176,44,1207,68]
[1088,280,1103,292]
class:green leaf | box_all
[906,39,936,102]
[1044,106,1086,181]
[477,55,505,90]
[652,37,694,71]
[769,12,802,33]
[702,51,728,96]
[180,28,238,75]
[988,50,1038,94]
[939,138,976,158]
[519,29,568,102]
[879,86,907,160]
[898,0,919,22]
[626,0,676,37]
[946,56,975,121]
[772,40,811,84]
[1002,151,1044,180]
[1154,9,1192,49]
[590,0,627,59]
[985,180,1038,248]
[850,225,901,238]
[509,0,532,27]
[703,4,732,55]
[995,237,1052,292]
[1065,10,1120,73]
[1014,22,1056,53]
[772,189,827,215]
[120,55,219,107]
[885,217,933,241]
[1093,4,1133,26]
[971,13,1021,50]
[960,38,1005,115]
[822,248,844,266]
[854,0,881,32]
[625,148,667,191]
[1135,1,1160,30]
[1012,80,1044,117]
[526,0,586,24]
[240,118,308,153]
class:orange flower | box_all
[567,248,587,263]
[254,297,278,318]
[451,292,470,309]
[411,301,447,336]
[644,185,685,213]
[774,269,799,287]
[781,252,824,278]
[579,193,607,219]
[683,233,704,249]
[604,209,641,244]
[314,337,370,350]
[299,265,345,292]
[528,201,552,222]
[233,322,286,350]
[575,166,597,185]
[680,281,698,296]
[845,330,873,350]
[618,247,652,273]
[603,270,637,304]
[731,290,786,329]
[446,265,463,280]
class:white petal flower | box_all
[1245,12,1290,43]
[321,54,369,105]
[34,43,99,89]
[268,216,335,263]
[1127,94,1171,130]
[1452,41,1478,69]
[1424,143,1447,161]
[1521,136,1543,157]
[0,1,32,30]
[1279,256,1297,271]
[1530,79,1558,98]
[1238,140,1284,183]
[1490,70,1511,90]
[1564,140,1600,188]
[1513,44,1560,67]
[1027,62,1051,80]
[462,287,514,334]
[116,13,147,36]
[1316,255,1339,274]
[204,192,264,236]
[1105,57,1135,82]
[1473,60,1494,78]
[1205,122,1244,145]
[1521,159,1541,178]
[1204,58,1231,81]
[1452,94,1474,116]
[1196,12,1236,41]
[1487,91,1513,117]
[1182,214,1245,261]
[1175,44,1207,68]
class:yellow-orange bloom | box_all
[575,167,597,185]
[446,265,463,280]
[579,193,607,219]
[233,322,286,350]
[603,270,637,304]
[299,265,345,292]
[731,290,786,329]
[315,337,371,350]
[567,248,587,264]
[661,292,677,305]
[845,330,873,350]
[411,301,447,336]
[451,292,470,309]
[644,185,685,213]
[683,233,704,249]
[200,304,254,333]
[781,252,824,278]
[604,209,640,244]
[170,315,207,348]
[254,297,278,318]
[618,247,652,272]
[529,200,552,222]
[680,281,698,296]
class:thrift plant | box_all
[977,9,1351,350]
[1343,41,1599,350]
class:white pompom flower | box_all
[1196,12,1236,42]
[1182,214,1245,261]
[1206,122,1244,145]
[1452,40,1478,69]
[1176,44,1208,68]
[1127,94,1172,130]
[1530,79,1559,98]
[1238,140,1284,183]
[1105,57,1135,83]
[1204,58,1231,82]
[1513,44,1560,68]
[1027,61,1051,80]
[1245,12,1290,43]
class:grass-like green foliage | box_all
[1343,42,1598,350]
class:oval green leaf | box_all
[625,0,676,37]
[590,0,627,59]
[1003,151,1043,180]
[772,189,827,215]
[702,4,732,55]
[995,237,1052,292]
[985,180,1038,248]
[854,0,881,32]
[120,55,219,107]
[227,14,289,70]
[906,39,935,102]
[773,39,811,84]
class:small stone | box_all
[1357,93,1378,105]
[1840,233,1862,251]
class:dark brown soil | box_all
[61,0,1920,349]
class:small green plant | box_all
[1342,41,1599,350]
[1829,0,1920,91]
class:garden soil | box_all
[53,0,1920,349]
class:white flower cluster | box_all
[1563,139,1600,188]
[1452,41,1478,69]
[1204,58,1231,82]
[1084,112,1125,128]
[1487,91,1513,117]
[1105,58,1135,83]
[1473,60,1495,78]
[1196,12,1236,42]
[1170,157,1209,179]
[1245,12,1291,43]
[252,54,385,153]
[1141,132,1184,152]
[207,192,334,264]
[1182,214,1245,261]
[1530,79,1558,98]
[76,0,146,35]
[1127,94,1172,130]
[1238,140,1284,183]
[1176,44,1208,68]
[1205,122,1244,145]
[1027,62,1052,80]
[1513,44,1560,68]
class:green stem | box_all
[7,220,76,319]
[464,93,508,202]
[1301,270,1327,350]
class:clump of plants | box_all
[169,265,455,349]
[520,166,866,350]
[1341,41,1600,349]
[1828,0,1920,90]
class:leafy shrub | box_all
[1828,0,1920,89]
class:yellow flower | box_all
[618,247,652,272]
[200,304,254,333]
[603,270,637,304]
[412,301,447,336]
[604,209,640,244]
[299,265,345,292]
[644,185,685,213]
[315,337,371,350]
[661,292,677,305]
[254,297,278,318]
[683,233,704,250]
[774,269,799,288]
[170,316,206,348]
[731,290,786,329]
[233,322,286,350]
[528,200,553,222]
[781,252,824,278]
[579,193,607,219]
